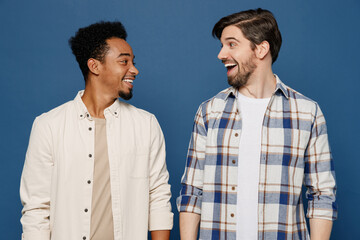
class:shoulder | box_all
[27,100,74,141]
[198,87,235,113]
[284,84,320,115]
[118,101,155,121]
[34,100,74,126]
[117,101,163,138]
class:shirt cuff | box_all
[177,195,202,214]
[149,210,174,231]
[307,199,338,221]
[22,231,50,240]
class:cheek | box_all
[234,53,250,64]
[117,68,128,78]
[230,50,242,62]
[232,54,241,64]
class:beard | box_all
[227,54,257,90]
[119,89,133,100]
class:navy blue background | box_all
[1,0,359,239]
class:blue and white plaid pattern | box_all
[177,76,337,240]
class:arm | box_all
[148,115,173,233]
[151,230,171,240]
[177,104,208,239]
[20,117,53,240]
[304,104,337,237]
[179,212,200,240]
[310,219,333,240]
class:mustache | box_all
[122,75,136,80]
[221,60,237,65]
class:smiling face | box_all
[98,37,139,100]
[217,25,257,90]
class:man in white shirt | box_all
[20,21,173,240]
[178,9,336,240]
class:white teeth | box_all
[123,79,133,83]
[224,63,237,68]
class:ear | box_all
[255,41,270,60]
[87,58,100,76]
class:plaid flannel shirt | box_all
[177,76,337,240]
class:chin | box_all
[119,90,133,100]
[228,73,249,89]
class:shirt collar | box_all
[74,90,121,120]
[274,74,289,99]
[221,74,289,100]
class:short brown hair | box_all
[212,8,282,63]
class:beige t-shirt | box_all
[90,118,114,240]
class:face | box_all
[98,38,139,100]
[217,25,257,89]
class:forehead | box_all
[105,37,133,56]
[220,25,247,42]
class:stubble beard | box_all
[119,89,133,100]
[227,54,257,90]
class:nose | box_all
[129,64,139,76]
[217,47,228,61]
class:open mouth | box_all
[224,63,237,75]
[123,79,133,84]
[122,79,134,88]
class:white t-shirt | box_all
[236,92,270,240]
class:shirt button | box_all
[87,180,91,184]
[86,114,89,117]
[83,236,86,240]
[80,114,83,118]
[89,154,92,158]
[114,112,117,115]
[232,186,235,191]
[230,213,234,217]
[232,160,236,164]
[88,127,92,131]
[84,208,88,212]
[235,133,239,137]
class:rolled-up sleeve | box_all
[148,115,173,231]
[304,104,337,221]
[177,104,207,214]
[20,117,53,240]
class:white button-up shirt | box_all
[20,91,173,240]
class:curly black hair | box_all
[69,21,127,81]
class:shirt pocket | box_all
[124,152,149,178]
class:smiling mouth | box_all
[224,63,237,74]
[122,79,133,84]
[122,78,135,89]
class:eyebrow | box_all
[117,53,135,60]
[224,37,240,42]
[118,53,131,57]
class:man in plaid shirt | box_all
[177,8,337,240]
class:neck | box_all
[238,67,276,99]
[81,80,116,119]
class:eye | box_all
[119,60,128,65]
[229,42,236,47]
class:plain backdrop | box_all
[1,0,359,239]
